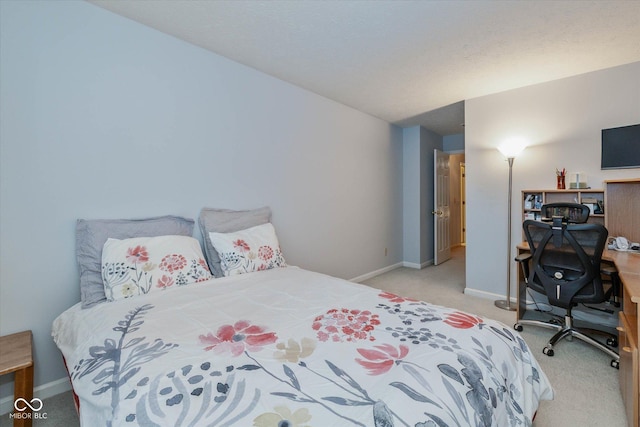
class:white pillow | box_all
[208,223,286,276]
[101,235,213,301]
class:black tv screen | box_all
[601,124,640,169]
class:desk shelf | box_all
[522,189,604,224]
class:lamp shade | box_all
[498,138,527,158]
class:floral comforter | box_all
[53,267,553,427]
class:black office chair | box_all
[539,202,621,306]
[514,214,619,367]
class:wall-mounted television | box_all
[601,124,640,169]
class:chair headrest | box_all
[541,203,590,224]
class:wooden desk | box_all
[0,331,34,427]
[616,263,640,427]
[516,244,640,427]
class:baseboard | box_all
[0,377,71,415]
[350,262,403,282]
[350,258,437,282]
[402,259,434,269]
[463,287,516,303]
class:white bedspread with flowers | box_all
[53,267,553,427]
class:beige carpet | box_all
[361,246,627,427]
[1,246,626,426]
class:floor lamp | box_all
[495,142,526,311]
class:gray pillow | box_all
[199,207,271,277]
[77,215,195,309]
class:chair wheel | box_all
[606,337,618,347]
[611,359,619,369]
[514,323,523,332]
[542,347,554,357]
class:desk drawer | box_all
[619,312,639,427]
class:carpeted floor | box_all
[1,246,626,426]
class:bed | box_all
[53,210,553,426]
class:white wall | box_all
[0,1,403,400]
[465,62,640,300]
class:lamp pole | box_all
[495,156,517,311]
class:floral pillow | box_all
[208,223,286,276]
[101,235,213,301]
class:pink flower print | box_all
[444,311,484,329]
[379,291,417,303]
[159,253,187,273]
[199,320,277,356]
[312,308,380,342]
[157,275,174,289]
[356,344,409,375]
[258,245,274,261]
[233,239,250,252]
[126,245,149,264]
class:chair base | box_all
[514,317,619,365]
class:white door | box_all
[433,149,451,265]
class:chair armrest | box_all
[515,252,532,284]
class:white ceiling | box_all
[88,0,640,136]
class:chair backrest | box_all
[523,218,608,309]
[540,202,590,223]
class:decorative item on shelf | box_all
[556,168,566,189]
[534,195,542,209]
[595,200,604,214]
[582,197,598,214]
[569,172,588,189]
[524,194,535,209]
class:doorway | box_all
[446,153,466,249]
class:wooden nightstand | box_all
[0,331,34,427]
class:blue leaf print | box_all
[489,387,497,408]
[466,388,492,427]
[283,365,300,390]
[166,394,183,406]
[401,364,436,396]
[188,375,203,384]
[270,392,314,403]
[118,367,141,388]
[390,382,437,405]
[325,360,368,396]
[459,354,488,400]
[442,377,467,418]
[72,304,177,421]
[237,364,261,371]
[322,396,371,406]
[490,326,515,342]
[421,413,448,427]
[373,401,394,427]
[438,364,464,385]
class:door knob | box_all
[431,210,443,216]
